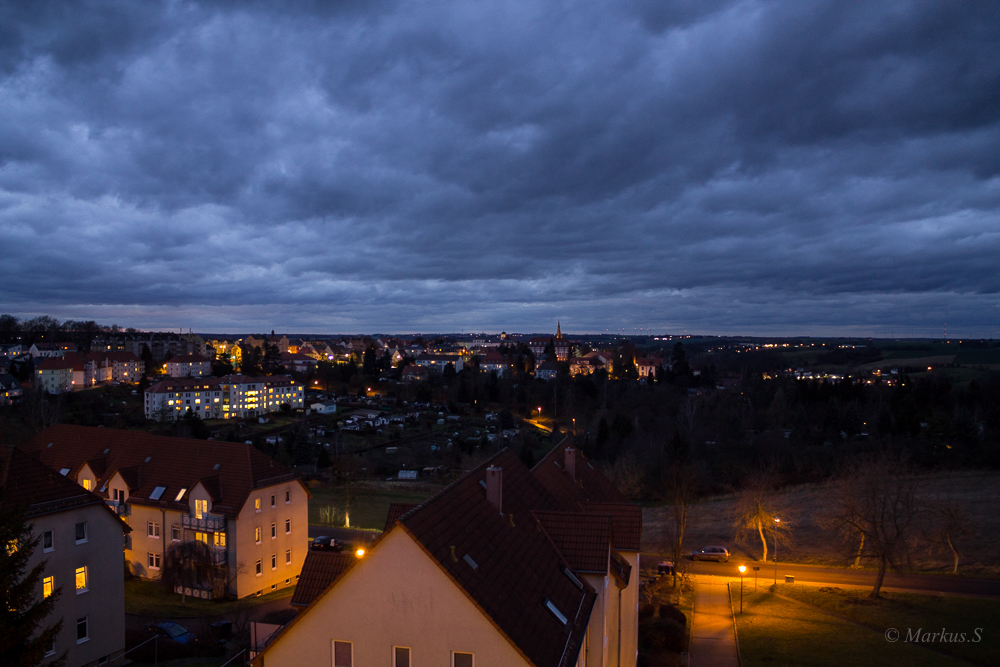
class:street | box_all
[640,554,1000,597]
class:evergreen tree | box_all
[0,506,65,666]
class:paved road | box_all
[308,525,379,546]
[640,554,1000,597]
[689,578,739,667]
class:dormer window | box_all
[194,499,208,519]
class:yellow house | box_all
[254,444,641,667]
[25,425,310,599]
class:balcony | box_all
[180,513,226,531]
[211,549,227,566]
[106,500,129,516]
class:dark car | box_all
[690,546,730,562]
[311,535,343,552]
[145,622,197,644]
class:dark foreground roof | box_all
[383,502,418,532]
[291,552,356,607]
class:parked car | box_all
[690,546,730,562]
[145,622,197,645]
[311,535,343,552]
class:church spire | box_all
[556,321,562,338]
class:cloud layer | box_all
[1,0,998,335]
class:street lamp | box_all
[738,565,746,613]
[773,517,780,584]
[537,406,542,419]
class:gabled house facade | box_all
[35,357,74,393]
[253,442,641,667]
[23,425,310,599]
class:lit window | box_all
[43,576,55,598]
[255,498,261,512]
[255,559,262,576]
[394,647,411,667]
[75,566,88,593]
[43,530,54,552]
[195,532,209,544]
[174,487,187,502]
[194,499,208,519]
[147,522,160,538]
[148,552,161,569]
[214,532,226,548]
[75,522,87,543]
[285,518,291,534]
[255,527,262,544]
[285,548,291,564]
[76,617,88,644]
[82,478,93,491]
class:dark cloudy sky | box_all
[1,1,998,336]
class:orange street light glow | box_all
[739,565,746,573]
[355,548,365,558]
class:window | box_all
[393,646,410,667]
[171,526,181,541]
[45,637,56,657]
[255,559,262,576]
[271,554,276,570]
[452,652,474,667]
[285,490,290,503]
[113,488,126,503]
[271,522,277,539]
[75,566,88,593]
[214,531,226,548]
[82,478,93,491]
[195,532,209,544]
[255,527,262,544]
[270,494,276,508]
[149,486,167,500]
[194,499,208,519]
[76,616,88,643]
[285,548,291,565]
[254,498,261,512]
[333,641,352,667]
[43,576,55,598]
[147,522,160,538]
[75,522,88,544]
[285,518,291,534]
[43,530,53,552]
[174,487,188,502]
[148,552,161,569]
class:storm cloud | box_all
[1,0,997,334]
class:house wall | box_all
[259,527,532,667]
[232,481,309,598]
[125,505,174,579]
[32,504,126,667]
[582,574,609,667]
[620,552,639,667]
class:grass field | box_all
[643,470,1000,576]
[774,584,1000,666]
[308,482,437,530]
[124,579,292,619]
[735,587,973,667]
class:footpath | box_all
[689,575,740,667]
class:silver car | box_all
[690,546,730,562]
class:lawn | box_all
[125,579,292,619]
[775,583,1000,666]
[308,482,436,530]
[735,588,971,667]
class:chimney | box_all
[485,466,502,513]
[564,447,576,480]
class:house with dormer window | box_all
[23,425,310,599]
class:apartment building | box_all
[218,375,304,418]
[145,377,224,421]
[35,357,74,394]
[23,425,310,599]
[166,354,212,378]
[1,447,128,667]
[254,441,641,667]
[1,373,22,404]
[29,342,78,359]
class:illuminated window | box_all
[214,532,226,548]
[43,576,55,598]
[254,498,261,512]
[75,566,88,593]
[255,527,262,544]
[195,532,209,544]
[194,499,208,519]
[82,478,93,491]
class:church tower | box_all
[556,321,562,338]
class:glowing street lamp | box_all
[537,406,542,419]
[773,518,780,584]
[355,547,366,558]
[738,565,746,613]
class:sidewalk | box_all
[690,576,740,667]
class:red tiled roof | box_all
[579,502,642,552]
[35,357,74,370]
[146,377,221,393]
[22,425,300,519]
[168,354,211,363]
[0,447,125,530]
[532,510,612,573]
[398,450,595,667]
[383,502,418,532]
[290,552,357,607]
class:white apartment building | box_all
[166,354,212,378]
[145,375,304,421]
[145,378,224,421]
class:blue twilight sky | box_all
[0,0,998,336]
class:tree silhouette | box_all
[161,540,216,605]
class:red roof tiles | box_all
[291,552,357,607]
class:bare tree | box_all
[732,470,789,562]
[606,453,645,499]
[161,540,215,606]
[828,455,918,598]
[661,463,697,588]
[924,494,970,575]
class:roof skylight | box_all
[149,486,167,500]
[174,487,188,502]
[545,599,568,625]
[59,468,70,476]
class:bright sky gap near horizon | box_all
[0,1,997,337]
